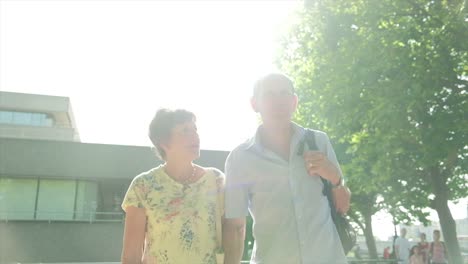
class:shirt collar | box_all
[245,122,306,153]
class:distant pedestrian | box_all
[409,245,424,264]
[429,230,448,264]
[417,232,429,264]
[395,228,411,264]
[383,246,391,259]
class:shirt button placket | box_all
[290,164,306,263]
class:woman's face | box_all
[161,120,200,161]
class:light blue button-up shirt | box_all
[225,123,347,264]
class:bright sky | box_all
[0,0,300,150]
[0,0,465,241]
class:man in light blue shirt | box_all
[223,73,351,264]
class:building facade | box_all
[0,91,229,263]
[0,91,81,142]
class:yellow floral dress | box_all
[122,166,224,264]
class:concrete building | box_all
[0,91,229,263]
[0,91,80,142]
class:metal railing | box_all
[238,259,398,264]
[237,260,398,264]
[348,259,398,263]
[0,210,124,223]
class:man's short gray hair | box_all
[253,73,295,99]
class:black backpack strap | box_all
[300,129,335,211]
[300,129,356,253]
[303,128,319,151]
[297,128,318,155]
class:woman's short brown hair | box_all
[148,108,196,160]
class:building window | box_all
[75,181,98,221]
[0,111,13,124]
[0,178,37,220]
[0,111,54,127]
[36,179,76,220]
[0,178,98,221]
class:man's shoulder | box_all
[396,237,410,246]
[225,137,259,169]
[303,127,328,138]
[301,127,332,148]
[230,137,256,154]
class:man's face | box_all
[401,229,407,237]
[251,78,298,124]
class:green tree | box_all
[279,0,467,262]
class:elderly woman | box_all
[121,109,224,264]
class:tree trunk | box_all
[431,168,463,264]
[434,196,463,264]
[363,212,378,259]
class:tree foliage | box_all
[278,0,467,261]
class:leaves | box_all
[279,0,467,258]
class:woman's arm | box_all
[223,217,246,264]
[121,206,146,264]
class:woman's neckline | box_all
[157,165,211,187]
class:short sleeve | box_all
[121,176,146,211]
[321,132,344,181]
[224,150,249,219]
[211,168,226,216]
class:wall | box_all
[0,221,124,263]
